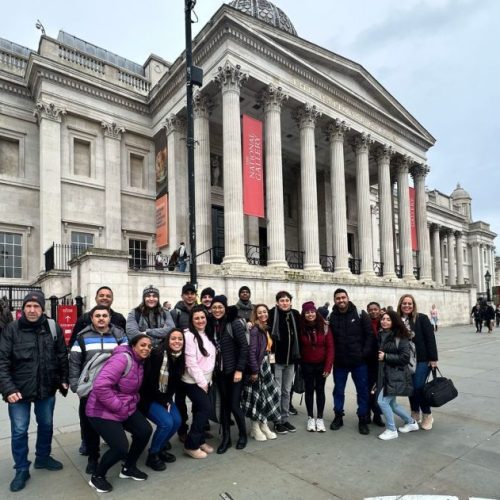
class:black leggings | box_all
[302,362,326,418]
[79,397,100,460]
[183,382,210,450]
[474,318,482,332]
[217,372,246,438]
[88,411,152,476]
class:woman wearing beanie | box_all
[126,285,175,348]
[209,295,249,454]
[182,305,216,459]
[241,304,280,441]
[299,301,334,432]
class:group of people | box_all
[470,300,497,333]
[0,284,439,493]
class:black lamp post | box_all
[485,270,491,302]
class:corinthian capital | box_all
[101,121,125,140]
[164,114,185,135]
[393,154,413,175]
[259,84,288,113]
[410,163,430,180]
[373,144,394,163]
[324,118,350,142]
[293,103,321,129]
[193,91,213,120]
[351,132,373,154]
[214,61,248,93]
[34,101,66,123]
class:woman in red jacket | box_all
[299,301,334,432]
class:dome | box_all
[228,0,297,36]
[451,183,471,200]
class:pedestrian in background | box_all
[429,304,439,332]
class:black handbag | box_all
[292,365,305,394]
[422,367,458,407]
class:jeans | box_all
[183,383,210,450]
[147,401,182,454]
[333,364,369,417]
[274,364,295,423]
[9,396,56,471]
[302,362,326,418]
[175,384,189,436]
[88,411,152,476]
[409,361,432,414]
[367,360,382,417]
[177,259,187,272]
[377,391,413,431]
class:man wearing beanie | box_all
[0,291,69,492]
[200,287,215,313]
[235,286,254,321]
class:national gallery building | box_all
[0,1,496,321]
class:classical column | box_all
[193,91,212,265]
[395,156,415,280]
[431,224,442,284]
[165,115,188,252]
[215,61,248,265]
[260,84,288,268]
[455,231,464,285]
[34,101,66,262]
[375,145,396,277]
[350,133,374,276]
[471,242,480,290]
[491,247,497,287]
[447,229,456,285]
[410,164,432,281]
[101,121,125,250]
[293,103,322,271]
[326,119,350,275]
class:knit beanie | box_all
[212,295,228,308]
[22,291,46,311]
[238,286,251,296]
[143,285,160,299]
[301,301,316,314]
[200,287,215,298]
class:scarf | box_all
[159,351,182,392]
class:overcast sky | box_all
[2,0,499,246]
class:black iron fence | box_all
[373,261,384,277]
[245,245,268,266]
[286,249,304,270]
[320,255,335,273]
[0,285,42,311]
[395,265,403,279]
[413,267,421,280]
[348,258,361,275]
[44,243,93,272]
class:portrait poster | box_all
[155,129,168,197]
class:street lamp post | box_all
[485,270,491,302]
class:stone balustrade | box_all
[0,49,28,74]
[58,45,104,74]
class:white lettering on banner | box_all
[248,133,262,181]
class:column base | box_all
[333,268,352,278]
[403,274,416,282]
[360,271,376,278]
[222,255,247,265]
[304,264,323,272]
[381,273,398,282]
[267,260,289,269]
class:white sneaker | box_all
[398,421,419,433]
[315,418,326,432]
[259,422,277,440]
[307,417,316,432]
[378,429,398,440]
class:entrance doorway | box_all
[211,205,224,264]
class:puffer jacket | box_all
[69,324,127,393]
[85,345,144,422]
[377,330,413,397]
[248,325,268,374]
[0,315,68,401]
[329,302,375,368]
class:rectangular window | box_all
[130,154,144,189]
[129,239,147,268]
[70,231,94,258]
[0,232,22,278]
[0,136,20,177]
[73,139,91,177]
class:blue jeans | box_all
[409,361,431,414]
[377,391,413,431]
[177,259,187,272]
[274,364,295,423]
[147,401,182,454]
[333,364,369,417]
[9,396,56,471]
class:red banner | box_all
[57,305,77,345]
[242,115,264,218]
[155,194,168,248]
[409,187,418,251]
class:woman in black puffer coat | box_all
[376,310,418,441]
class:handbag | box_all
[422,367,458,407]
[208,383,221,424]
[292,364,305,394]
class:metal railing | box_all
[286,249,304,269]
[245,245,268,266]
[395,265,403,279]
[413,266,421,280]
[320,255,335,273]
[373,261,384,277]
[0,285,42,312]
[44,243,93,272]
[348,258,361,275]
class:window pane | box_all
[0,232,22,279]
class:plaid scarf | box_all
[158,351,182,392]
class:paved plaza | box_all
[1,323,499,499]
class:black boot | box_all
[216,433,232,454]
[146,453,166,471]
[372,414,385,427]
[358,416,370,435]
[236,434,247,450]
[330,412,344,431]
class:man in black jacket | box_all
[329,288,375,435]
[0,291,69,492]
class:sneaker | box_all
[89,475,113,493]
[421,413,434,431]
[184,448,207,459]
[274,423,288,434]
[316,418,326,432]
[200,443,214,454]
[398,421,419,433]
[330,414,343,431]
[378,429,398,440]
[289,404,298,416]
[145,453,166,471]
[282,421,296,433]
[34,456,63,471]
[10,470,30,492]
[307,417,316,432]
[85,458,98,475]
[119,465,148,481]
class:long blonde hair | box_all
[397,294,418,321]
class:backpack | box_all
[395,337,417,374]
[47,318,57,341]
[226,318,250,345]
[76,351,132,398]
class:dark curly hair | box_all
[189,305,215,357]
[380,310,411,339]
